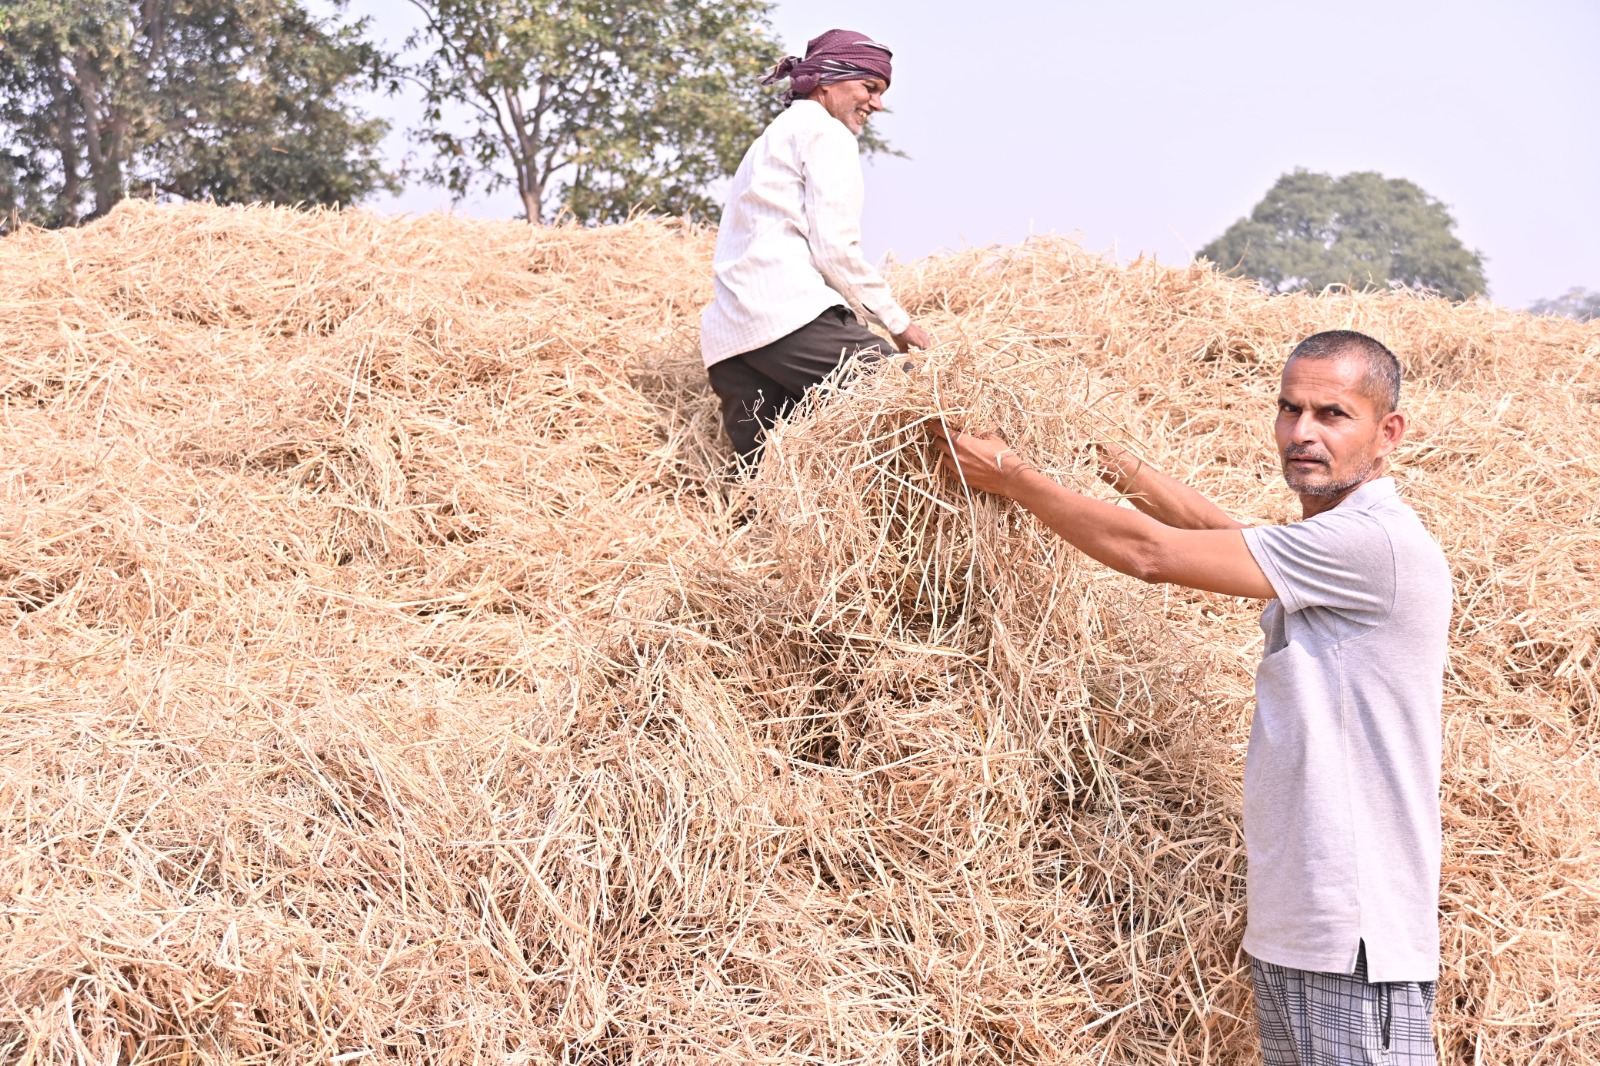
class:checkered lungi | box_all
[1251,946,1438,1065]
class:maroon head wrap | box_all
[761,28,893,106]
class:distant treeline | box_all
[0,0,788,229]
[6,2,1591,308]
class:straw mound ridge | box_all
[2,201,1596,1064]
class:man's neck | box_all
[1297,466,1385,520]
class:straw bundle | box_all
[2,201,1596,1064]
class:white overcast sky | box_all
[331,0,1599,310]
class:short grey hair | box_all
[1285,330,1401,414]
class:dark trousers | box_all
[706,306,886,462]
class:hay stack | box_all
[2,201,1597,1064]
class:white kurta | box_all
[700,100,910,368]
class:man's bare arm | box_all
[931,424,1274,600]
[1095,441,1244,531]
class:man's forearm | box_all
[1002,466,1166,581]
[803,146,909,335]
[1095,442,1243,531]
[1003,465,1273,597]
[931,423,1276,599]
[815,252,909,335]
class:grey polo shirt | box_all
[1239,477,1451,983]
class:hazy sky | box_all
[339,0,1599,310]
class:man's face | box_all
[811,77,886,135]
[1274,353,1404,499]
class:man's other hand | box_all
[893,322,934,352]
[930,421,1031,496]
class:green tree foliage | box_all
[406,0,793,224]
[1200,170,1488,300]
[0,0,394,230]
[1528,287,1600,323]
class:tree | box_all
[1200,170,1488,300]
[1528,287,1600,323]
[406,0,792,224]
[0,0,395,230]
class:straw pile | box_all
[2,201,1596,1064]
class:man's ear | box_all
[1377,410,1407,456]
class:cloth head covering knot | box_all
[761,28,893,106]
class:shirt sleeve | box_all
[800,124,912,335]
[1241,510,1397,621]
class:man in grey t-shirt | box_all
[932,330,1451,1064]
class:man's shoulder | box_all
[1352,486,1445,559]
[772,101,856,152]
[1370,496,1451,599]
[1321,484,1450,604]
[1269,500,1392,552]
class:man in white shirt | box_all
[932,330,1451,1065]
[702,28,933,463]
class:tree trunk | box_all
[50,49,83,225]
[73,51,124,220]
[515,187,537,223]
[58,98,82,226]
[503,86,544,224]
